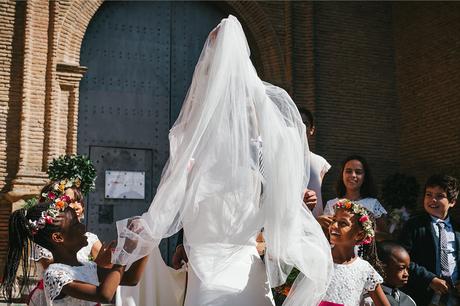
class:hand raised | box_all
[94,241,116,269]
[303,189,317,211]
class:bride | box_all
[112,15,332,306]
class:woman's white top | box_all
[307,152,331,217]
[44,261,99,306]
[322,257,383,306]
[324,197,387,218]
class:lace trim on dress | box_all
[32,243,53,261]
[44,268,74,301]
[364,267,383,293]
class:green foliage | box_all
[22,197,38,210]
[47,154,97,195]
[381,173,419,210]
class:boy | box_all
[399,174,459,306]
[377,241,417,306]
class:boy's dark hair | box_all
[1,202,61,301]
[336,155,377,198]
[377,241,408,265]
[297,107,314,129]
[425,174,459,203]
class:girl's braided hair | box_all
[357,213,385,279]
[1,202,60,301]
[334,200,385,278]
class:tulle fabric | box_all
[112,15,332,306]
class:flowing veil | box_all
[112,15,332,306]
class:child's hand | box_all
[94,241,116,269]
[317,215,334,229]
[430,277,449,294]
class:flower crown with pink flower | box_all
[333,199,375,245]
[25,194,73,235]
[41,178,81,203]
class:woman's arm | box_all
[368,284,390,306]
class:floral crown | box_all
[333,199,375,245]
[24,195,72,235]
[42,178,81,203]
[47,154,96,195]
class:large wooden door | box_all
[78,1,225,263]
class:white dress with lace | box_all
[29,232,99,306]
[44,261,99,306]
[322,257,383,306]
[324,198,387,218]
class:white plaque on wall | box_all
[105,170,145,199]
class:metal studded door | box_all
[78,1,225,263]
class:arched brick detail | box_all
[55,0,103,65]
[225,2,286,85]
[54,1,286,84]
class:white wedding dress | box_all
[112,15,332,306]
[116,247,186,306]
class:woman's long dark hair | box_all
[1,202,59,301]
[335,155,377,198]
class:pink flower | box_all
[47,192,56,200]
[60,195,71,203]
[44,215,54,224]
[359,215,369,223]
[361,237,373,245]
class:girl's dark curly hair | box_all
[336,155,377,198]
[1,202,60,301]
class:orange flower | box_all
[345,201,352,209]
[55,201,65,210]
[282,285,291,296]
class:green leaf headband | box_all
[47,154,96,195]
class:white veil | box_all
[112,15,332,306]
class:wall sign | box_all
[105,170,145,199]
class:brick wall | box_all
[0,0,24,271]
[393,2,460,184]
[0,1,24,192]
[313,2,400,203]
